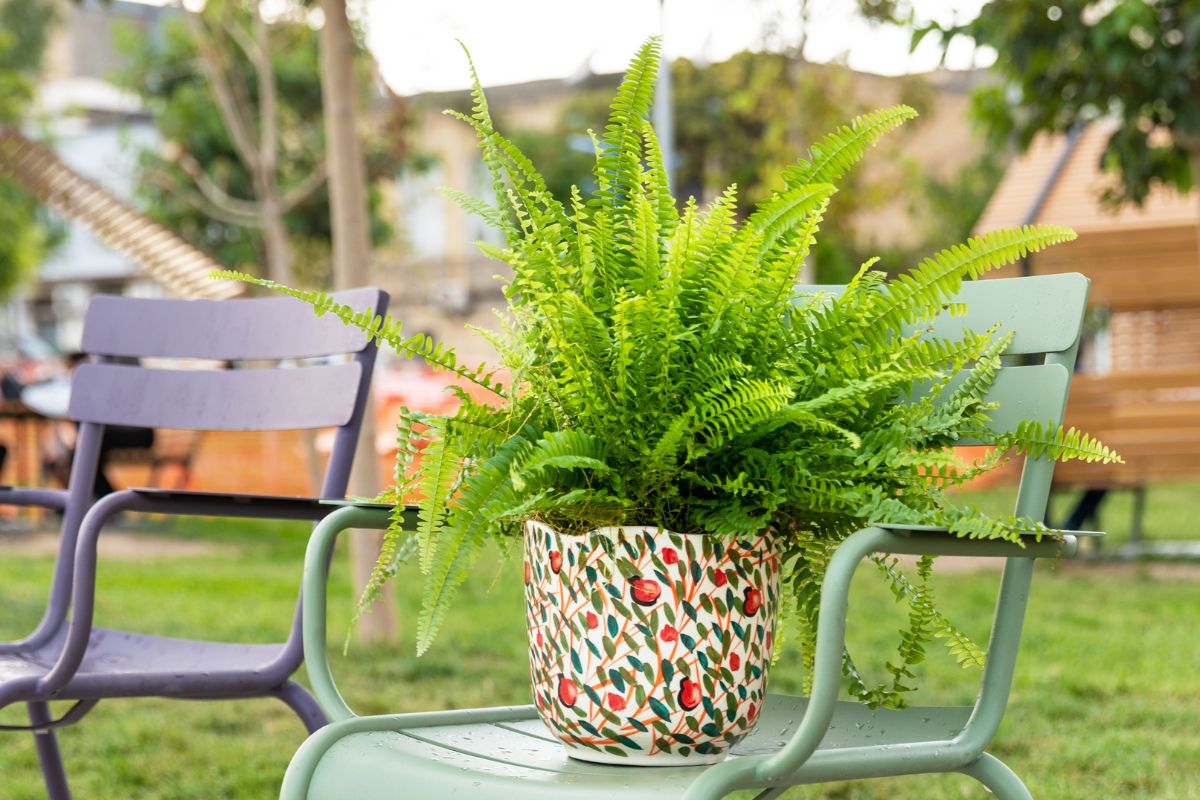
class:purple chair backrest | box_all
[69,287,388,498]
[73,287,384,432]
[20,288,388,655]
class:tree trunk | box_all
[257,186,292,284]
[252,2,291,286]
[319,0,397,644]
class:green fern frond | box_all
[1001,420,1125,464]
[782,104,918,187]
[936,624,988,668]
[746,182,837,255]
[510,430,612,492]
[416,435,526,655]
[869,225,1078,330]
[592,36,661,225]
[209,271,506,397]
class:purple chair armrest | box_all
[0,486,68,511]
[127,487,335,521]
[36,488,340,696]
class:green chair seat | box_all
[295,695,974,799]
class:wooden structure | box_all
[0,127,243,300]
[977,123,1200,493]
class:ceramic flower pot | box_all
[524,522,781,766]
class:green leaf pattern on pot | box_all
[525,522,780,764]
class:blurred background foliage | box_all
[0,0,58,300]
[510,49,1002,283]
[112,1,420,287]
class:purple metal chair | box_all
[0,287,388,799]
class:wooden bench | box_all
[1053,366,1200,554]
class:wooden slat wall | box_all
[1110,309,1200,371]
[975,123,1200,486]
[1057,367,1200,485]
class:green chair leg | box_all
[960,753,1033,800]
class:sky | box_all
[362,0,994,96]
[133,1,994,96]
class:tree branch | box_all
[252,1,279,185]
[144,166,261,228]
[177,152,264,219]
[184,7,263,176]
[280,160,328,212]
[219,12,261,68]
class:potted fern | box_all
[218,38,1119,765]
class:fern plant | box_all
[215,37,1120,708]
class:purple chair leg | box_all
[28,702,71,800]
[274,682,329,735]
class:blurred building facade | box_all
[381,66,989,365]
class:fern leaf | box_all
[592,36,661,226]
[1001,420,1125,464]
[416,436,526,655]
[782,105,918,187]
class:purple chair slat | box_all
[68,362,362,430]
[81,287,384,360]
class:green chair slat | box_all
[908,362,1071,445]
[796,272,1088,355]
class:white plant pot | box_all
[524,522,781,766]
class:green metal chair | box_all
[283,273,1101,799]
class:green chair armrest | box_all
[746,523,1077,785]
[303,503,415,723]
[869,522,1099,558]
[874,521,1104,537]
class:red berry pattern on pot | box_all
[525,522,780,766]
[558,675,579,707]
[677,677,702,712]
[629,578,661,607]
[743,587,763,616]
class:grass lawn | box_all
[0,487,1198,799]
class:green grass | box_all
[0,506,1197,799]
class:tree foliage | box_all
[0,0,57,299]
[113,2,413,285]
[218,39,1120,707]
[921,0,1200,205]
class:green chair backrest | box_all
[794,272,1090,521]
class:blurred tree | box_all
[511,51,981,283]
[115,0,411,287]
[0,0,57,299]
[913,1,1200,208]
[316,0,396,642]
[903,148,1006,257]
[673,52,910,281]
